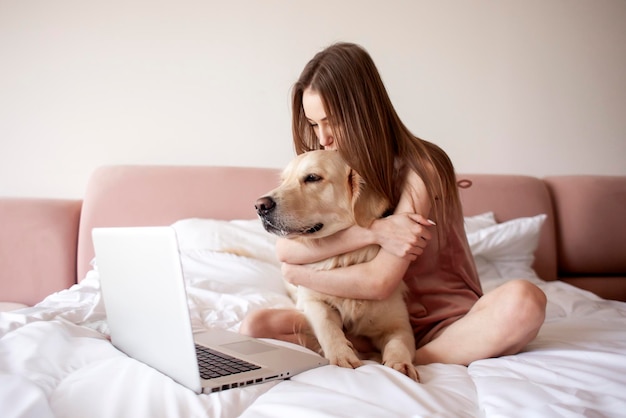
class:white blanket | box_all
[1,217,625,418]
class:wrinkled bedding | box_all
[1,217,625,418]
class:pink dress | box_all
[403,210,483,347]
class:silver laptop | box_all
[92,226,327,394]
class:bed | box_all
[1,166,625,417]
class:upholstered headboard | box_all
[77,166,557,282]
[457,174,557,281]
[0,198,81,305]
[77,166,281,280]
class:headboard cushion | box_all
[456,174,557,281]
[77,167,558,283]
[544,175,626,275]
[1,198,81,304]
[77,165,281,280]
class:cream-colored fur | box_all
[255,150,418,381]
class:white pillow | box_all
[172,218,278,266]
[466,214,547,287]
[171,214,546,300]
[171,218,294,331]
[171,218,288,295]
[464,212,496,234]
[467,214,547,260]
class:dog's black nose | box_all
[255,196,276,215]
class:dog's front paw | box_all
[327,344,363,369]
[384,360,420,382]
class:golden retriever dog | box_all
[255,150,418,381]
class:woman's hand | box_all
[370,213,435,260]
[281,262,311,287]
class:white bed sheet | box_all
[1,218,625,418]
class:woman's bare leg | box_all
[414,279,547,366]
[239,308,320,352]
[239,309,374,354]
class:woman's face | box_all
[302,88,336,150]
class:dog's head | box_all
[255,150,389,239]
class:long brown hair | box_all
[291,42,461,226]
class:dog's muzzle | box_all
[255,196,323,236]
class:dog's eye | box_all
[304,174,322,183]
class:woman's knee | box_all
[500,279,547,331]
[239,309,274,338]
[239,308,308,340]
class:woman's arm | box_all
[282,250,412,300]
[275,224,375,264]
[282,170,432,300]
[276,211,433,264]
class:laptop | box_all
[92,226,328,394]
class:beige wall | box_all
[1,0,625,198]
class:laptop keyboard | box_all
[195,344,261,380]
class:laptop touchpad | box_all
[222,341,277,355]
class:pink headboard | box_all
[77,165,281,280]
[1,198,81,305]
[77,167,557,282]
[457,174,557,281]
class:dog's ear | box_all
[348,168,364,203]
[348,169,389,227]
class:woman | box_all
[240,42,546,366]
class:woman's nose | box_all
[318,127,334,148]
